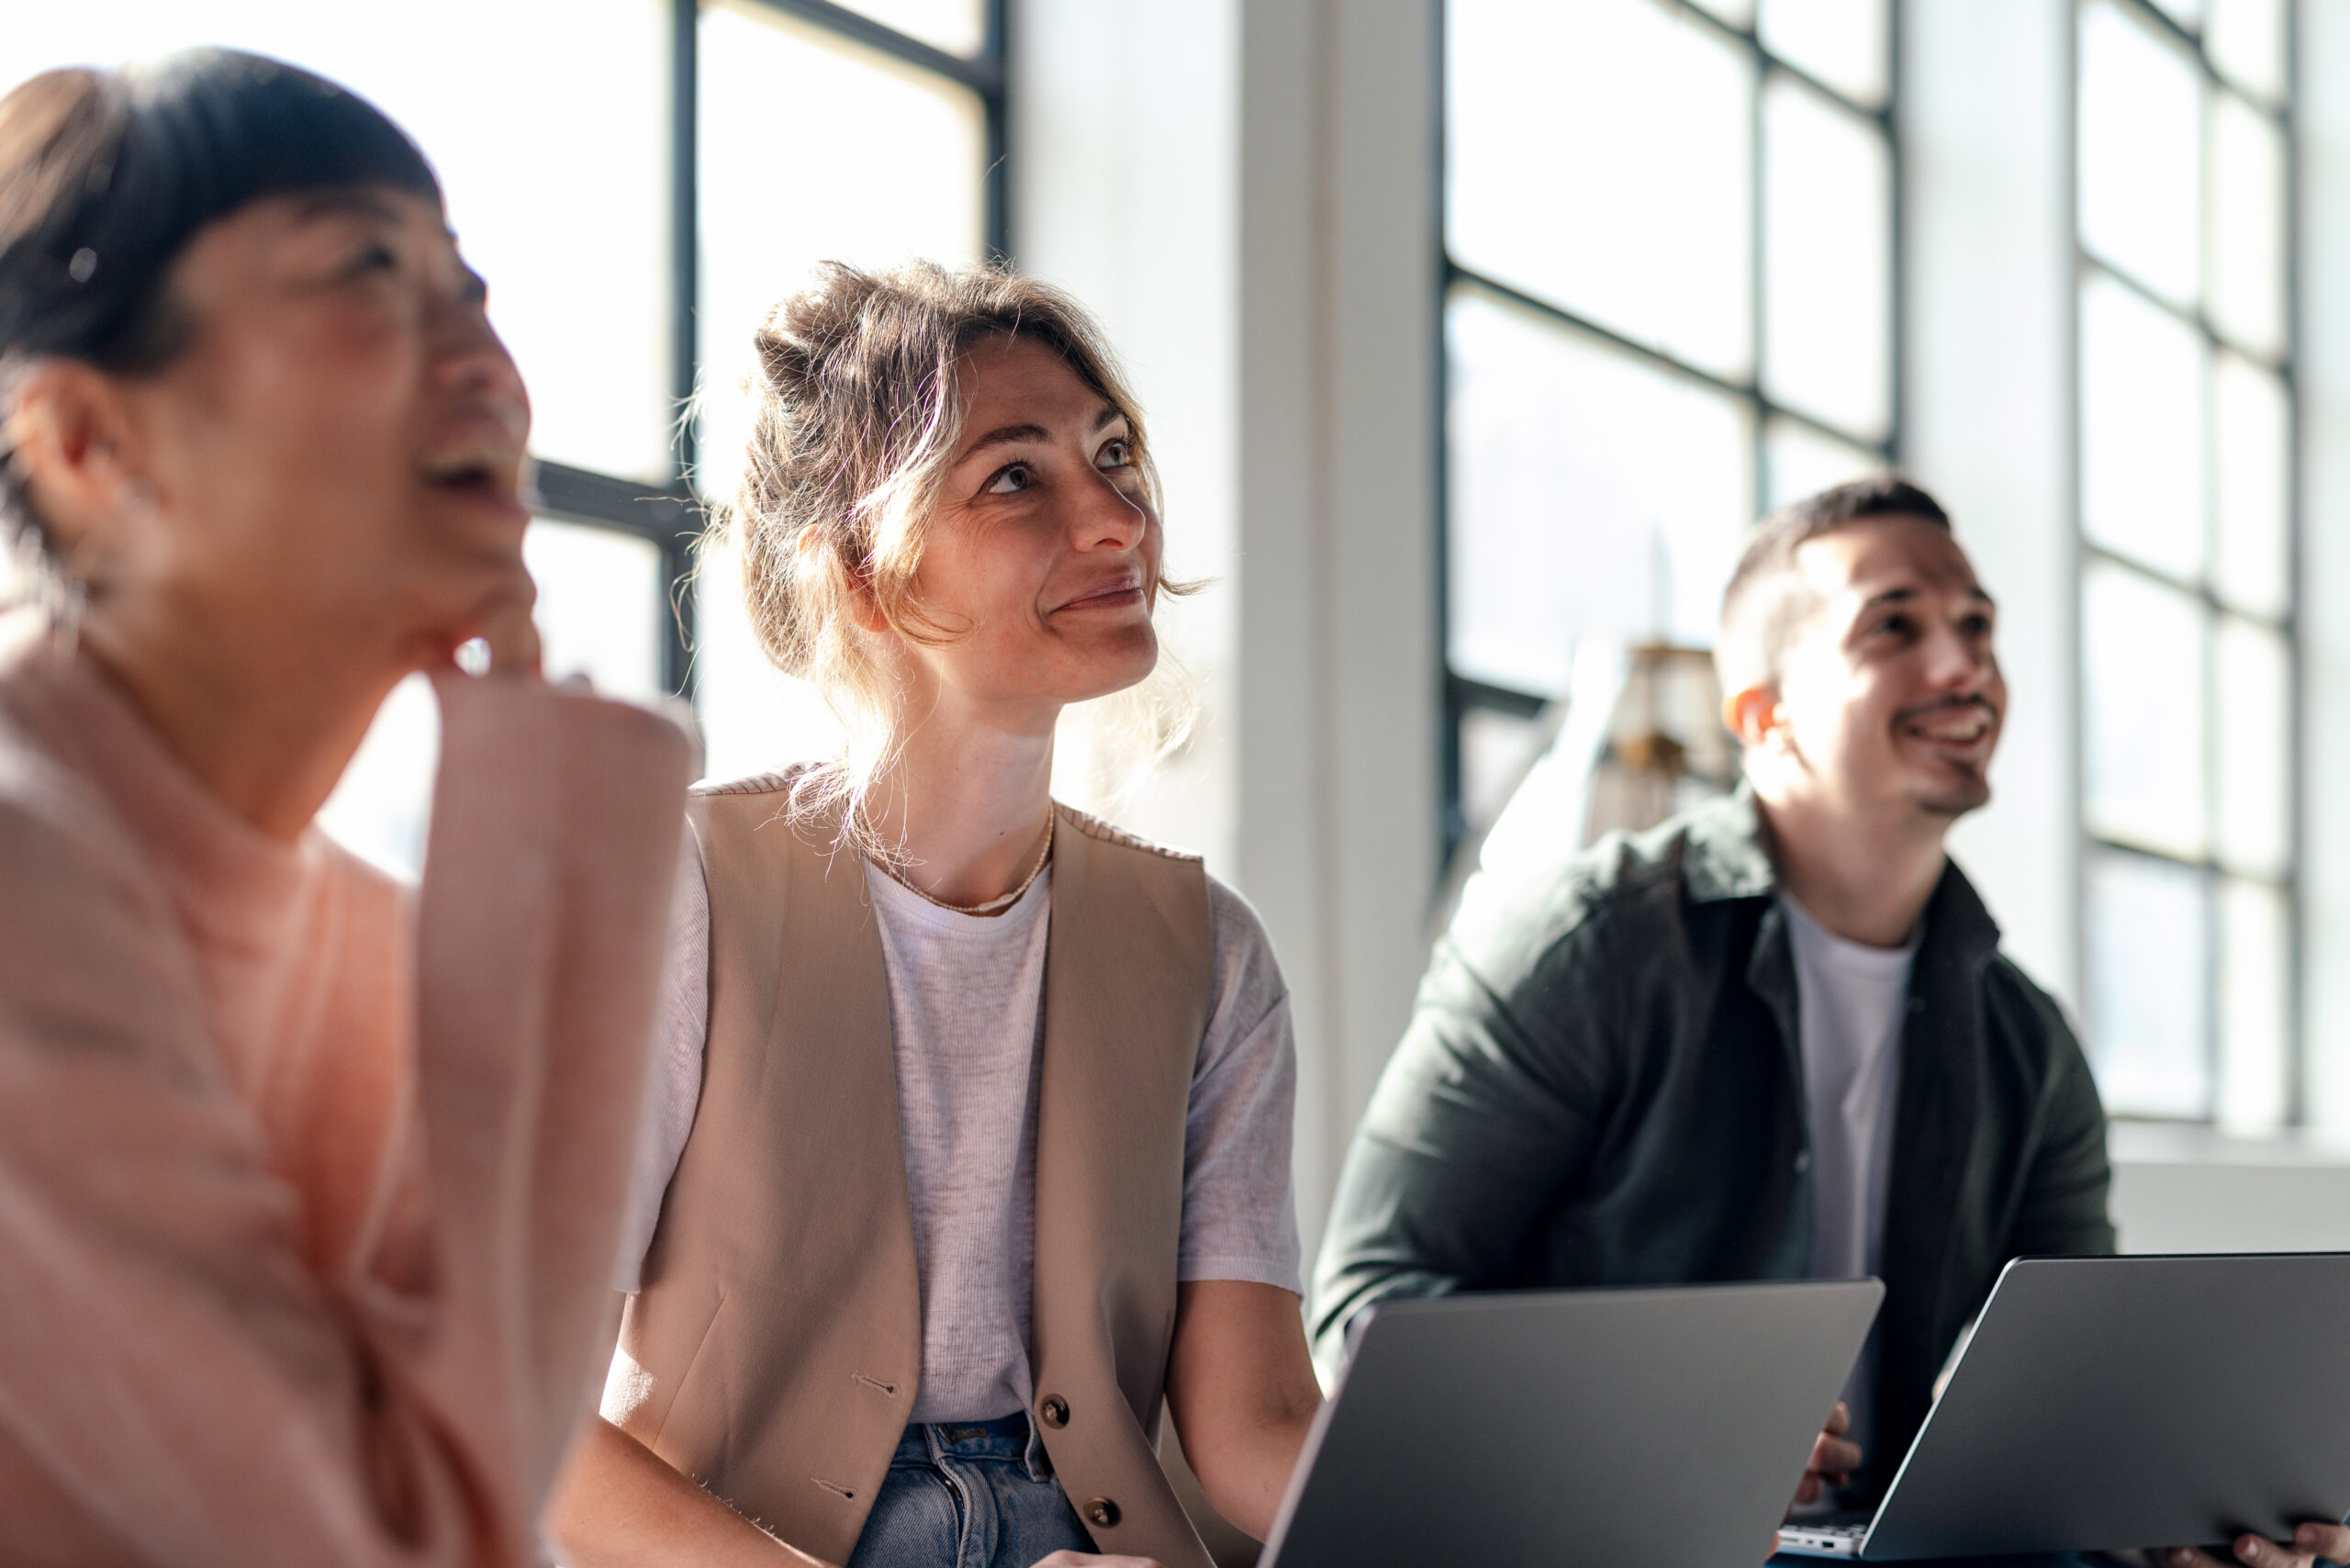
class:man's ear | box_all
[1722,681,1783,749]
[5,360,145,566]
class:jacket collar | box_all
[1681,780,2005,967]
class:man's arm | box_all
[2005,983,2119,1260]
[1308,924,1608,1371]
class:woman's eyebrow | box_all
[957,422,1049,463]
[289,189,405,226]
[956,405,1125,465]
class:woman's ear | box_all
[5,360,147,569]
[844,573,892,637]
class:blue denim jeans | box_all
[845,1413,1093,1568]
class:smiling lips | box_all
[1056,575,1144,613]
[419,440,527,517]
[1900,700,1997,751]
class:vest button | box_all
[1084,1495,1121,1529]
[1039,1394,1069,1428]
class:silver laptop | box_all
[1259,1280,1884,1568]
[1777,1253,2350,1561]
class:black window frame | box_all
[534,0,1010,705]
[1436,0,1906,858]
[2070,0,2303,1125]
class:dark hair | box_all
[0,49,439,582]
[1715,472,1954,693]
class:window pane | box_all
[2218,875,2290,1132]
[1763,420,1884,511]
[524,521,666,702]
[2210,91,2288,359]
[1759,0,1890,108]
[1460,707,1554,839]
[2085,848,2211,1119]
[2081,273,2206,582]
[2079,0,2203,307]
[2213,353,2290,618]
[692,529,848,785]
[1448,0,1753,378]
[1447,290,1752,698]
[697,3,986,495]
[1762,78,1892,441]
[2215,614,2290,878]
[2208,0,2287,105]
[2084,562,2207,857]
[834,0,986,57]
[318,674,439,881]
[0,1,678,483]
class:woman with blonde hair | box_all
[0,50,688,1564]
[552,262,1321,1568]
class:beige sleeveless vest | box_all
[615,774,1218,1568]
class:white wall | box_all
[1903,0,2081,1010]
[1013,0,1444,1254]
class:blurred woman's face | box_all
[47,184,534,677]
[896,333,1161,725]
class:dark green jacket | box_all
[1310,788,2115,1493]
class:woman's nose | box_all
[1070,474,1147,552]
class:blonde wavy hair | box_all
[711,260,1197,852]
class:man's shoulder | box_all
[1449,801,1743,978]
[1977,946,2086,1055]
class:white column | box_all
[1901,0,2081,1009]
[1009,0,1243,872]
[2294,0,2350,1132]
[1236,0,1444,1253]
[1013,0,1444,1254]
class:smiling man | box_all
[1311,476,2115,1510]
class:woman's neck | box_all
[77,601,399,845]
[866,694,1058,911]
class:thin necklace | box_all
[870,814,1055,917]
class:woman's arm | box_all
[0,671,689,1564]
[1161,1280,1324,1540]
[548,1417,834,1568]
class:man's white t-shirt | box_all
[612,843,1304,1426]
[1780,893,1920,1461]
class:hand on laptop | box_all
[1791,1401,1862,1508]
[2161,1521,2350,1568]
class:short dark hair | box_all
[1715,472,1954,694]
[0,50,440,584]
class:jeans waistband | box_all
[893,1411,1035,1465]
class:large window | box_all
[1,0,1004,875]
[2074,0,2298,1128]
[1441,0,1899,849]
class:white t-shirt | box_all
[613,840,1304,1426]
[1780,893,1919,1461]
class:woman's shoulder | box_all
[0,688,161,923]
[1052,800,1203,866]
[689,765,814,801]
